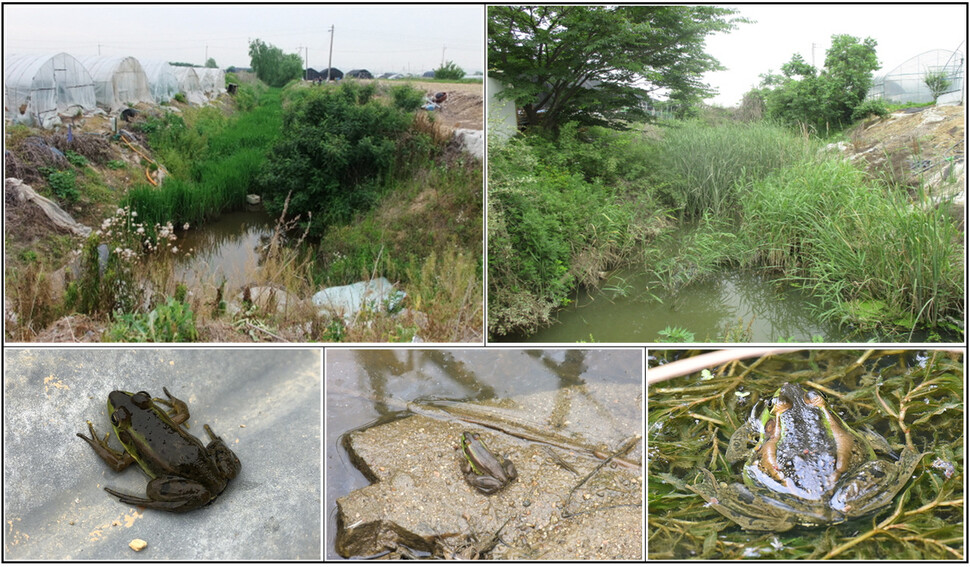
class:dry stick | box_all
[646,348,802,385]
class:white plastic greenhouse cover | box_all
[868,49,966,104]
[4,52,97,128]
[139,59,179,103]
[171,66,207,105]
[77,55,154,110]
[196,68,226,97]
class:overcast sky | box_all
[3,4,484,75]
[705,4,967,106]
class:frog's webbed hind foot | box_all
[687,468,800,532]
[103,487,198,513]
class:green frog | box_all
[77,388,241,513]
[458,431,517,495]
[687,382,924,531]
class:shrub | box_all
[65,150,88,167]
[107,297,199,342]
[434,60,466,80]
[390,84,425,112]
[45,169,80,203]
[173,92,187,103]
[258,82,420,237]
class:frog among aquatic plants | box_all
[77,388,241,513]
[687,382,924,532]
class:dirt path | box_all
[361,79,483,130]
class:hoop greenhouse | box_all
[4,52,97,128]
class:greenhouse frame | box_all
[4,52,97,128]
[868,48,966,105]
[77,55,154,110]
[195,67,226,98]
[170,66,207,105]
[139,59,180,103]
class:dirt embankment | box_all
[359,79,483,131]
[844,104,965,198]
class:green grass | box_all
[124,89,283,226]
[649,120,816,219]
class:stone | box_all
[246,194,261,205]
[452,128,484,159]
[312,277,405,321]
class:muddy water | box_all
[173,209,276,291]
[500,269,842,343]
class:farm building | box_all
[170,66,207,105]
[139,59,180,103]
[78,56,154,111]
[319,67,343,80]
[4,52,97,128]
[868,48,965,105]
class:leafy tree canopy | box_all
[205,57,218,68]
[434,60,466,80]
[757,35,880,132]
[248,38,303,88]
[487,5,746,132]
[923,69,951,101]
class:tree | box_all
[760,35,879,131]
[205,57,218,68]
[434,60,465,80]
[923,69,951,102]
[487,5,746,132]
[248,38,303,88]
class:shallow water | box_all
[173,208,275,291]
[500,268,842,343]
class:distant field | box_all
[359,78,482,95]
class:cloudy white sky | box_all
[704,4,967,106]
[3,4,484,76]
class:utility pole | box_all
[297,46,307,79]
[811,42,816,68]
[441,45,446,66]
[205,42,208,64]
[327,25,335,81]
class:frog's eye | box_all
[805,390,826,407]
[131,391,153,409]
[772,398,792,415]
[111,406,132,427]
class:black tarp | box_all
[346,69,373,79]
[319,67,343,80]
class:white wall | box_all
[487,77,518,142]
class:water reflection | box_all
[501,269,840,342]
[174,209,275,290]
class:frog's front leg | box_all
[151,386,191,425]
[76,421,135,472]
[105,476,212,513]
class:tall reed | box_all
[653,120,815,218]
[741,157,963,333]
